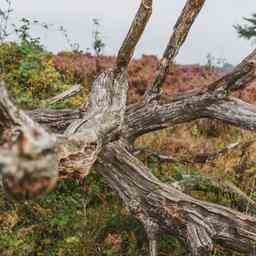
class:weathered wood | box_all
[208,49,256,92]
[28,49,256,139]
[46,84,82,105]
[57,69,128,178]
[146,0,206,97]
[0,69,129,198]
[27,108,83,133]
[116,0,152,71]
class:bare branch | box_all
[40,69,128,188]
[26,47,256,138]
[125,89,224,140]
[46,84,81,105]
[145,0,206,97]
[205,97,256,131]
[65,69,128,136]
[126,95,256,141]
[116,0,152,71]
[173,175,256,212]
[134,140,256,164]
[27,108,83,133]
[0,66,129,198]
[27,92,256,144]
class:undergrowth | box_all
[0,40,85,110]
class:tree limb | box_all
[46,84,82,105]
[145,0,206,97]
[208,49,256,93]
[27,93,256,143]
[0,68,129,198]
[0,82,58,199]
[134,140,256,164]
[205,97,256,131]
[27,108,83,133]
[26,48,256,140]
[172,174,256,213]
[115,0,152,71]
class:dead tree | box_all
[1,0,256,255]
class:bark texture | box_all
[146,0,206,96]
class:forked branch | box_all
[0,67,129,197]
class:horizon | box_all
[5,0,256,65]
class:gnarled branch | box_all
[1,2,256,255]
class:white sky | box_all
[6,0,256,65]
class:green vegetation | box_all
[1,157,250,255]
[0,40,84,110]
[0,172,188,256]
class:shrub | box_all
[0,40,84,109]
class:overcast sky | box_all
[6,0,256,65]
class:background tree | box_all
[235,13,256,41]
